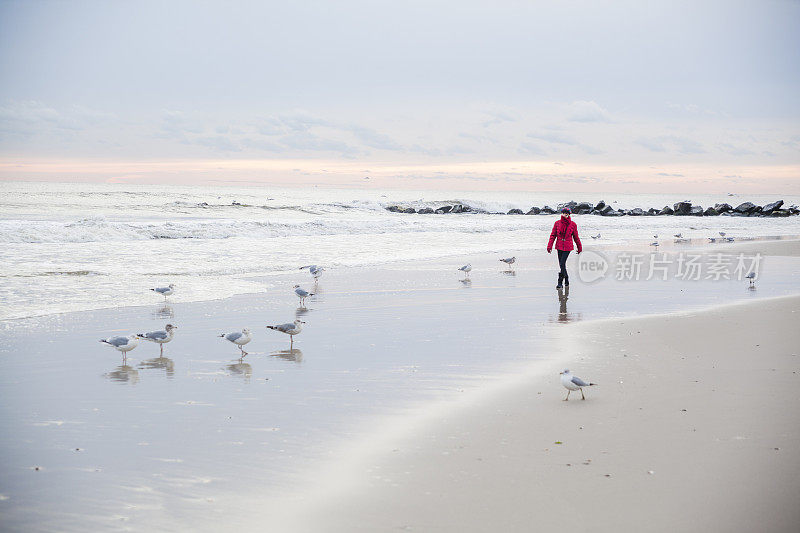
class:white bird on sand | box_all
[559,369,596,401]
[591,234,601,239]
[708,237,717,242]
[653,234,658,239]
[100,335,139,358]
[719,231,726,237]
[650,241,659,248]
[219,328,252,356]
[294,285,314,306]
[266,320,305,348]
[746,272,756,285]
[499,256,516,268]
[458,264,472,278]
[151,283,175,300]
[674,233,682,238]
[300,265,324,281]
[136,324,177,356]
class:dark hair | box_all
[561,207,571,214]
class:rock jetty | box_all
[384,200,798,217]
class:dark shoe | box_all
[557,273,564,289]
[564,276,569,287]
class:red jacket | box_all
[547,216,582,253]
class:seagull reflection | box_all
[152,305,174,319]
[270,348,303,364]
[501,270,516,276]
[226,360,253,382]
[295,306,310,318]
[104,364,140,384]
[459,278,472,287]
[138,357,175,378]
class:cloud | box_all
[518,141,547,155]
[345,125,403,151]
[635,135,706,154]
[0,100,115,138]
[526,131,603,155]
[567,100,613,123]
[719,143,756,156]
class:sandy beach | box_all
[1,239,799,532]
[283,294,800,533]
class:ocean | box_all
[1,181,799,321]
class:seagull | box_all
[708,237,717,242]
[100,335,138,359]
[674,233,682,238]
[719,232,726,237]
[458,264,472,278]
[136,324,177,356]
[219,328,252,356]
[151,283,175,301]
[499,256,516,269]
[266,320,305,348]
[294,285,314,306]
[653,234,658,239]
[591,234,601,239]
[650,241,659,248]
[746,272,756,285]
[300,265,324,281]
[726,237,735,242]
[559,369,596,401]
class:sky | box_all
[0,0,798,192]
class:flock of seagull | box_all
[98,235,757,399]
[99,265,325,360]
[650,231,736,248]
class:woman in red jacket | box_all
[547,207,582,288]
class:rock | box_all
[748,206,763,216]
[558,201,578,212]
[417,207,434,214]
[769,209,791,217]
[789,206,800,215]
[507,208,524,215]
[400,207,416,214]
[595,200,606,211]
[436,205,453,214]
[451,204,464,213]
[761,200,784,214]
[526,207,541,215]
[628,208,645,216]
[599,206,621,216]
[658,206,674,215]
[541,206,556,214]
[673,201,693,215]
[574,202,593,214]
[734,202,756,214]
[689,206,704,216]
[647,208,659,216]
[386,205,401,212]
[703,207,719,216]
[714,203,732,213]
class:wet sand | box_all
[282,294,800,531]
[0,239,799,531]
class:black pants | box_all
[557,250,571,284]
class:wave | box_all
[0,215,457,243]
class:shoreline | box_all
[4,235,800,324]
[279,293,800,533]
